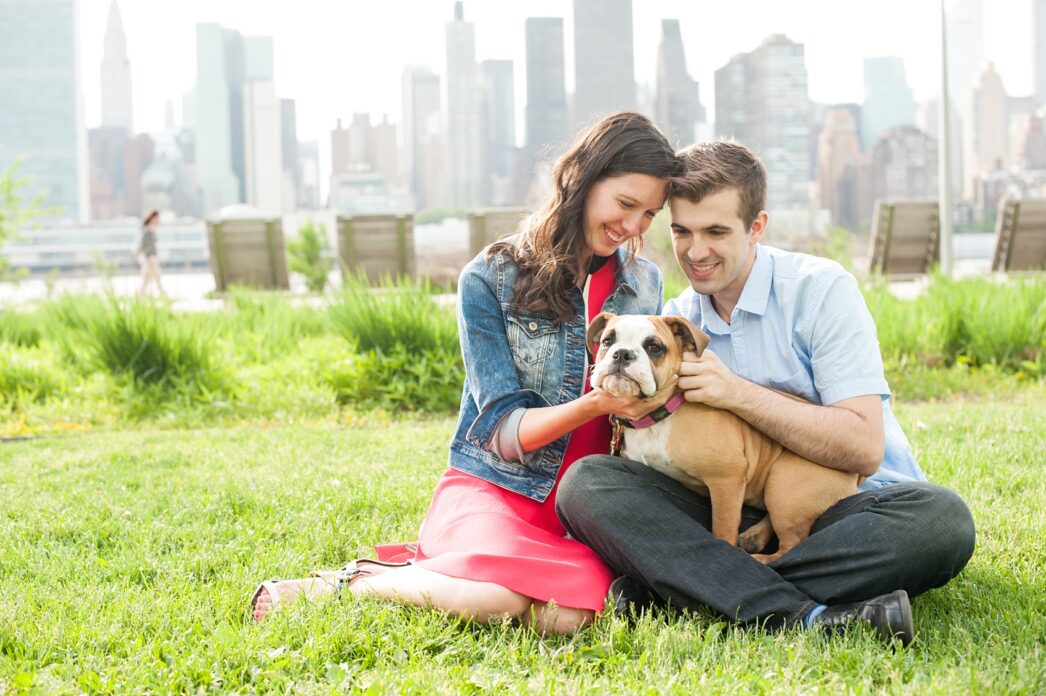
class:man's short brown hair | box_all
[670,140,767,231]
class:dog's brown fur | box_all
[587,311,858,563]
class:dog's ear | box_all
[586,311,614,357]
[664,316,710,356]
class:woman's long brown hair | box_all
[489,112,681,324]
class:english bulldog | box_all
[587,311,858,563]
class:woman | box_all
[252,112,681,634]
[137,210,166,298]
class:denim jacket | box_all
[448,241,664,502]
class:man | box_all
[556,140,975,644]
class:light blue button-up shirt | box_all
[663,244,925,490]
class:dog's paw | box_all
[738,516,774,554]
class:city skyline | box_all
[77,0,1033,148]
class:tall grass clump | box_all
[327,276,462,411]
[864,273,1046,374]
[78,299,222,392]
[329,275,458,355]
[207,287,328,363]
[0,308,42,347]
[0,343,65,405]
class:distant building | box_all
[655,19,704,149]
[89,127,129,219]
[862,57,916,149]
[480,59,516,204]
[1015,111,1046,170]
[100,0,132,132]
[281,99,300,212]
[140,156,201,219]
[817,108,864,229]
[297,140,322,210]
[193,23,280,214]
[715,35,812,211]
[525,18,569,168]
[964,63,1009,199]
[573,0,636,129]
[948,0,984,102]
[370,115,400,188]
[0,0,89,223]
[123,133,155,217]
[445,2,484,207]
[868,126,938,214]
[1036,0,1046,106]
[401,66,441,208]
[242,80,282,214]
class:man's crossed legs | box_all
[556,455,975,643]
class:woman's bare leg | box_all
[253,563,594,634]
[522,601,595,635]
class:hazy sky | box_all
[78,0,1032,147]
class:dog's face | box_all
[587,312,710,398]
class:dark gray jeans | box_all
[556,455,976,629]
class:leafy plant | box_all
[287,220,333,293]
[0,309,42,347]
[0,157,54,280]
[329,275,458,355]
[0,344,66,405]
[79,299,222,391]
[324,345,464,412]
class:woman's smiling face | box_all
[581,173,668,257]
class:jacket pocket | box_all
[505,312,558,366]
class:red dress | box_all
[375,257,618,612]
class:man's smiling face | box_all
[669,187,765,302]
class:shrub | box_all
[323,345,463,412]
[0,344,65,405]
[78,299,222,392]
[209,287,328,363]
[0,309,42,347]
[287,220,333,293]
[329,276,458,355]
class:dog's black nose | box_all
[611,348,636,365]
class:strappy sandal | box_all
[249,558,412,622]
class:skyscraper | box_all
[524,17,568,168]
[861,57,916,149]
[281,99,300,212]
[817,108,864,228]
[655,19,705,149]
[964,63,1009,197]
[401,66,441,207]
[869,126,938,204]
[194,24,280,214]
[714,35,811,211]
[948,0,984,100]
[0,0,89,222]
[1035,0,1046,106]
[100,0,132,131]
[445,2,483,207]
[194,23,240,213]
[481,59,515,202]
[242,80,282,214]
[573,0,636,129]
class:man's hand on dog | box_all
[678,349,744,410]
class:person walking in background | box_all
[137,210,166,298]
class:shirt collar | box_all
[695,245,772,332]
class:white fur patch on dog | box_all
[590,316,660,397]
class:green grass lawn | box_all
[1,390,1043,694]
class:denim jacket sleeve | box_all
[456,258,552,453]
